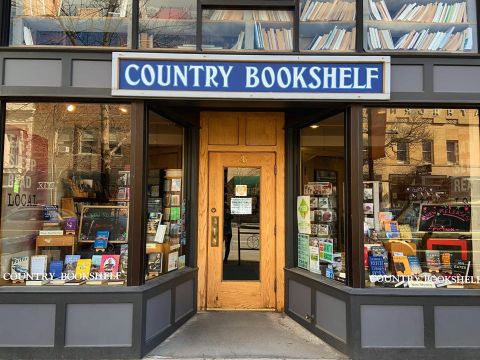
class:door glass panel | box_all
[223,167,260,281]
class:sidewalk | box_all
[145,312,349,360]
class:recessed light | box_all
[66,104,76,112]
[310,124,319,129]
[119,107,128,114]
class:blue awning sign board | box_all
[112,53,390,100]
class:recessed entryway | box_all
[145,312,349,359]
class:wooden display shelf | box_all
[36,234,75,255]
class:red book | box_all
[100,255,120,273]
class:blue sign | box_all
[112,54,390,100]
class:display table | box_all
[35,234,75,255]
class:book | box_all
[75,259,92,279]
[154,224,167,243]
[64,255,81,275]
[49,260,64,279]
[392,255,412,275]
[407,256,422,275]
[95,230,110,241]
[309,246,320,273]
[399,224,413,239]
[171,178,182,192]
[170,207,181,221]
[119,244,128,277]
[148,253,163,274]
[30,255,48,276]
[26,279,49,286]
[178,255,186,269]
[384,221,399,232]
[452,260,471,276]
[48,279,66,285]
[368,256,386,275]
[425,250,441,272]
[64,279,86,286]
[107,279,125,286]
[100,255,120,273]
[167,251,179,272]
[441,252,453,271]
[64,217,77,234]
[85,279,107,285]
[91,255,103,273]
[11,256,29,279]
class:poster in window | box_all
[418,204,471,232]
[298,234,310,270]
[231,198,252,215]
[297,196,311,234]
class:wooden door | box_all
[207,152,276,309]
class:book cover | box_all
[368,256,386,275]
[309,246,320,273]
[370,245,388,271]
[170,207,181,221]
[100,255,120,273]
[407,256,422,275]
[154,224,167,243]
[64,255,81,275]
[91,255,103,273]
[167,251,179,272]
[11,256,29,278]
[119,244,128,276]
[95,230,110,241]
[75,259,92,279]
[148,253,163,274]
[399,224,413,239]
[425,250,441,272]
[178,254,186,269]
[64,217,77,232]
[31,255,48,276]
[49,260,64,279]
[452,260,471,276]
[384,221,399,232]
[171,178,182,192]
[171,194,181,206]
[392,256,412,275]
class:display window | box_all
[10,0,132,47]
[297,113,347,283]
[363,107,480,289]
[145,111,186,280]
[1,103,131,286]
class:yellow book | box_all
[75,259,92,279]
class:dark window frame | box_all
[446,139,459,165]
[422,140,433,164]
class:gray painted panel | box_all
[288,280,311,318]
[435,306,480,347]
[146,290,171,341]
[391,65,423,93]
[175,280,194,322]
[0,304,55,346]
[361,305,424,348]
[315,291,347,343]
[65,303,133,347]
[4,59,62,87]
[434,66,480,92]
[72,60,112,88]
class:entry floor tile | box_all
[145,312,349,359]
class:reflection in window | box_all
[363,108,480,289]
[10,0,131,47]
[396,142,409,162]
[298,114,346,283]
[1,103,131,286]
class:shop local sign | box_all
[112,53,390,100]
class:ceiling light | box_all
[119,107,128,114]
[66,104,76,112]
[310,124,319,129]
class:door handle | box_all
[211,216,219,247]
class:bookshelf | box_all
[363,0,478,52]
[11,0,131,47]
[202,9,294,51]
[138,0,197,49]
[299,0,356,52]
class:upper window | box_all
[363,108,480,290]
[299,0,356,52]
[1,103,131,286]
[396,142,409,162]
[10,0,132,47]
[364,0,478,52]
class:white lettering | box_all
[125,64,140,86]
[157,65,171,86]
[352,68,366,89]
[261,67,275,88]
[323,67,337,89]
[205,66,219,88]
[173,65,188,87]
[277,67,292,89]
[366,68,379,89]
[339,67,352,89]
[189,65,204,87]
[140,65,155,86]
[246,67,259,88]
[308,67,322,89]
[218,66,233,88]
[293,67,307,88]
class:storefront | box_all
[1,0,480,359]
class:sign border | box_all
[112,53,391,100]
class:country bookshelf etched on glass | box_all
[202,9,294,51]
[138,0,197,50]
[10,0,132,47]
[364,0,477,52]
[300,0,356,51]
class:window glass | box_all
[145,111,186,280]
[363,108,480,289]
[1,103,131,286]
[363,0,478,52]
[298,114,346,283]
[10,0,132,47]
[202,9,294,51]
[299,0,356,52]
[139,0,197,50]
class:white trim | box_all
[111,52,391,100]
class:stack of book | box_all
[369,0,468,23]
[368,26,473,51]
[208,10,292,21]
[254,22,293,50]
[139,33,154,48]
[308,26,356,50]
[301,0,356,21]
[231,31,245,50]
[252,10,293,22]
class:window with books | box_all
[145,111,186,280]
[300,0,356,52]
[0,103,131,286]
[138,0,197,50]
[202,9,294,51]
[364,0,477,52]
[297,114,346,283]
[10,0,132,47]
[363,107,480,289]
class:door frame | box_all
[197,111,285,311]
